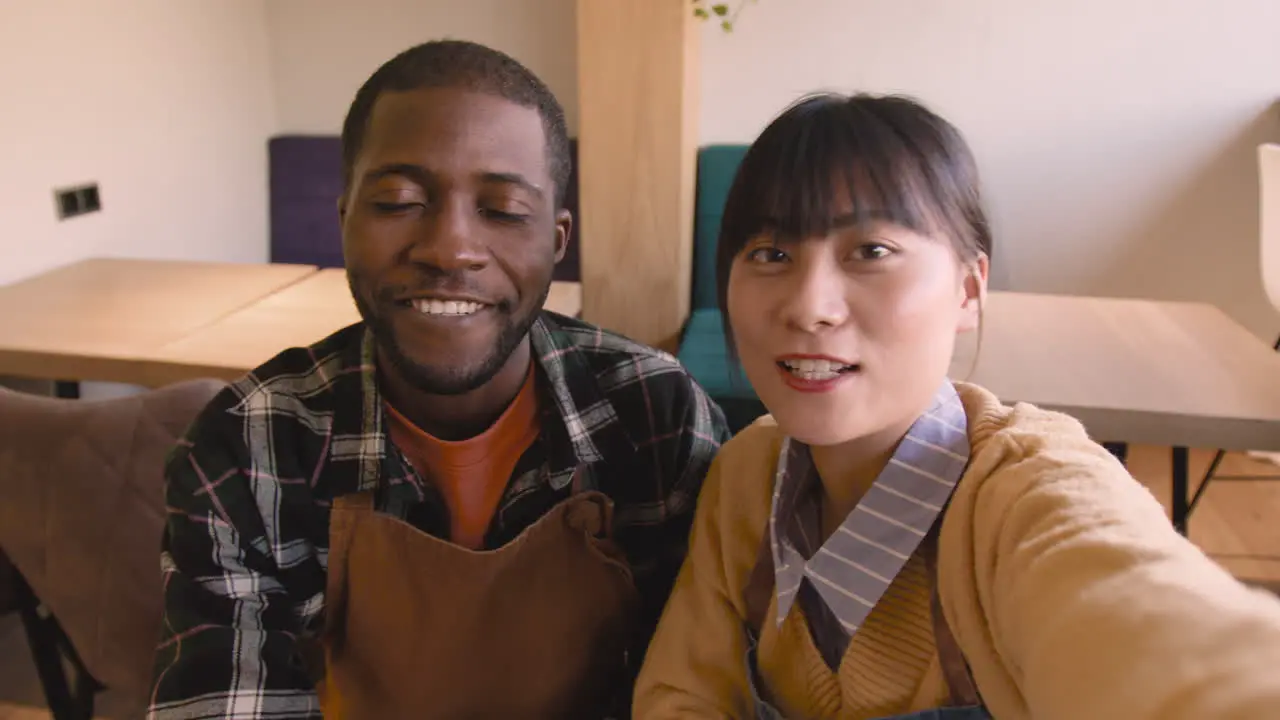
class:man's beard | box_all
[351,280,550,397]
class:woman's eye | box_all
[853,243,893,261]
[745,247,789,264]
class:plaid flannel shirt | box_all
[148,312,730,719]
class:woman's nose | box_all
[780,259,848,333]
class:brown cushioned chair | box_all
[0,379,225,719]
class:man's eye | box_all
[480,208,530,224]
[372,202,419,214]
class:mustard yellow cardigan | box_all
[634,383,1280,719]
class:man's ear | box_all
[957,253,989,333]
[336,194,347,224]
[553,209,572,263]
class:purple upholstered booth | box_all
[268,135,582,282]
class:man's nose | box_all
[407,196,488,271]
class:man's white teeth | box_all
[783,358,851,380]
[412,299,482,316]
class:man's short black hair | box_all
[341,39,571,208]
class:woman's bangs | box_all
[736,99,939,244]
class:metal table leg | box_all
[1177,334,1280,534]
[1171,446,1190,536]
[1103,442,1129,465]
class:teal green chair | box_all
[678,145,767,432]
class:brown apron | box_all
[315,480,639,719]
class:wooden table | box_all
[0,258,317,387]
[950,291,1280,532]
[138,268,584,385]
[2,261,1271,531]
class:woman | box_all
[632,93,1280,719]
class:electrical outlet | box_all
[56,189,80,219]
[80,185,100,212]
[54,182,101,220]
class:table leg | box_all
[1102,442,1128,465]
[1171,446,1190,536]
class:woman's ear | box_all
[956,253,989,333]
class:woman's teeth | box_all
[781,358,853,380]
[412,299,483,316]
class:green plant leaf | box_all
[712,3,729,15]
[721,19,733,31]
[694,7,709,18]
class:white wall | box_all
[4,0,1276,344]
[701,0,1280,340]
[0,1,277,287]
[265,0,578,135]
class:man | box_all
[149,40,729,719]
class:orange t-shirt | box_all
[384,365,540,550]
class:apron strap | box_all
[742,531,775,636]
[322,492,376,647]
[334,491,376,511]
[921,524,983,708]
[295,491,378,686]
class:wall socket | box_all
[54,183,101,220]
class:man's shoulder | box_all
[541,312,730,449]
[544,312,693,388]
[181,323,366,445]
[228,323,363,400]
[546,312,679,359]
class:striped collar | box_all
[769,381,971,633]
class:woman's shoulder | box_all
[713,414,787,486]
[699,414,785,539]
[722,413,785,453]
[951,380,1146,518]
[955,380,1103,459]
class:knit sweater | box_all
[633,382,1280,719]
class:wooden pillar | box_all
[575,0,700,351]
